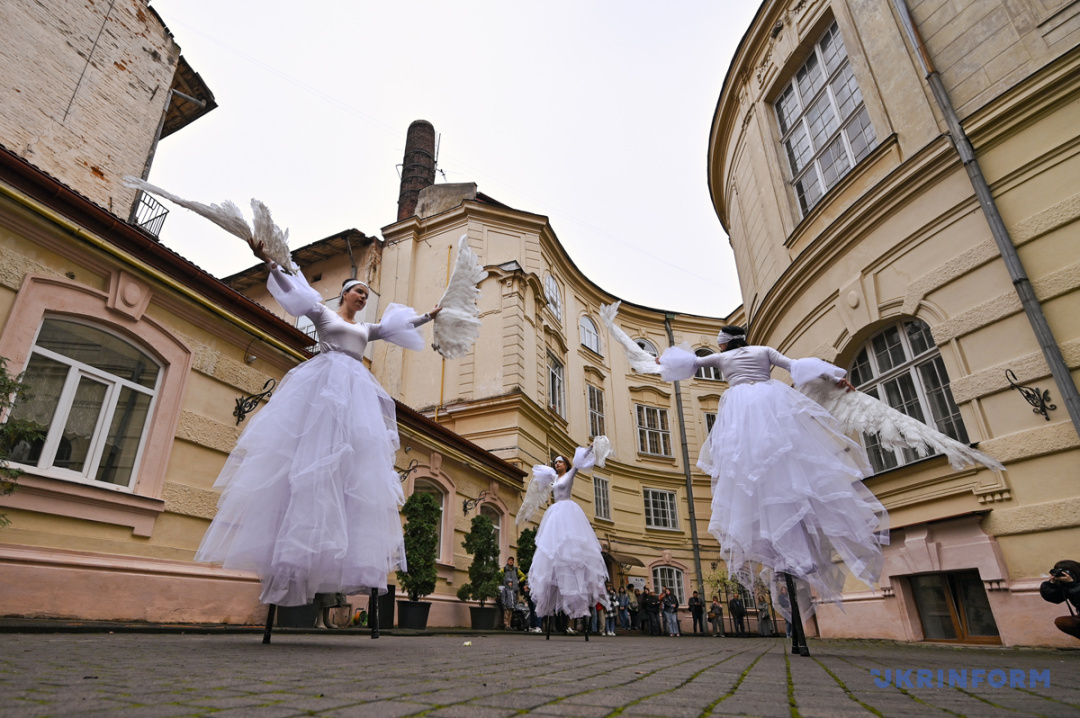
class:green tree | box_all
[396,491,441,601]
[455,514,501,607]
[0,357,45,530]
[516,527,536,577]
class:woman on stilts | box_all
[600,301,1002,656]
[196,259,442,641]
[517,440,613,641]
[123,180,489,644]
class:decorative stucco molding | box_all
[179,330,277,395]
[950,338,1080,403]
[162,481,219,520]
[176,411,241,454]
[977,421,1079,464]
[982,496,1080,537]
[0,245,61,291]
[903,189,1080,316]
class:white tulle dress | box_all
[660,345,888,605]
[528,447,611,619]
[195,266,430,607]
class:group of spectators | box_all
[495,556,786,638]
[624,587,781,637]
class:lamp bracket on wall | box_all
[398,458,419,483]
[463,491,489,516]
[234,378,276,425]
[1005,369,1056,421]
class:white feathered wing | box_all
[797,374,1004,472]
[123,177,295,272]
[599,301,662,374]
[516,466,556,527]
[432,235,489,359]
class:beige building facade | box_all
[709,0,1080,645]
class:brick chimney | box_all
[397,120,437,221]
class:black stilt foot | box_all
[370,588,380,639]
[783,573,810,657]
[262,604,276,644]
[584,619,589,642]
[546,615,552,640]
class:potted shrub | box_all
[396,491,441,630]
[0,357,44,530]
[456,514,501,629]
[516,527,536,577]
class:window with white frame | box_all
[652,565,685,604]
[587,384,605,438]
[774,20,877,216]
[547,353,565,417]
[481,504,501,559]
[634,338,658,357]
[704,412,717,434]
[413,479,445,559]
[848,319,969,474]
[544,274,562,321]
[636,404,672,456]
[7,318,160,491]
[694,348,721,380]
[579,316,602,354]
[593,475,611,521]
[643,488,679,529]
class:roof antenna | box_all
[433,132,442,183]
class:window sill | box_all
[636,453,677,466]
[644,525,683,533]
[435,561,457,584]
[3,473,164,537]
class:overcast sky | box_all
[147,1,759,318]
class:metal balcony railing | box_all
[130,190,169,237]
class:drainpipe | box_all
[664,314,705,595]
[891,0,1080,436]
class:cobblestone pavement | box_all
[1,632,1077,717]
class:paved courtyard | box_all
[1,631,1077,717]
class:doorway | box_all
[908,570,1001,644]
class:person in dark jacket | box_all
[688,591,705,635]
[729,596,747,636]
[642,588,661,635]
[662,588,680,636]
[1040,559,1080,640]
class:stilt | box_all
[545,614,552,640]
[262,604,276,644]
[783,573,810,657]
[584,616,589,642]
[369,588,380,639]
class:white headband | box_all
[717,330,739,345]
[341,279,369,296]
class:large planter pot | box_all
[469,605,500,630]
[397,600,432,630]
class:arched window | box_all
[8,318,160,491]
[652,565,685,605]
[635,338,658,357]
[544,274,562,321]
[481,504,501,560]
[413,479,446,559]
[579,316,602,355]
[694,348,721,380]
[848,319,969,474]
